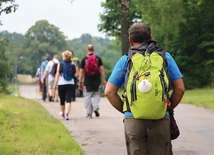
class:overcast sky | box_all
[0,0,105,39]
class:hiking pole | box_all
[36,80,38,99]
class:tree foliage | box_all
[22,20,67,75]
[0,38,10,92]
[99,0,214,88]
[99,0,142,55]
[0,0,18,24]
[173,0,214,88]
[0,31,25,84]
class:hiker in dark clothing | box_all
[79,44,106,118]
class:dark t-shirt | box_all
[80,54,103,91]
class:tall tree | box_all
[22,20,67,75]
[99,0,141,55]
[120,0,131,55]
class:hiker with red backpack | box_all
[44,55,59,102]
[79,44,106,118]
[53,51,79,120]
[105,23,185,155]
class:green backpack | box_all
[123,40,171,120]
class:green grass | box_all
[181,88,214,109]
[7,85,19,95]
[0,94,84,155]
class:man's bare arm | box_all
[170,78,185,109]
[79,68,84,83]
[40,69,44,82]
[100,65,106,85]
[74,65,79,78]
[105,82,123,113]
[53,63,60,89]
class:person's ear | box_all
[150,34,152,40]
[129,37,134,46]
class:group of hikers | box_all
[37,22,185,155]
[36,44,106,120]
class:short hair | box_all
[45,55,51,61]
[62,51,72,60]
[87,44,94,52]
[128,23,151,43]
[53,55,58,59]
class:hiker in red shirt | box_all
[79,44,106,118]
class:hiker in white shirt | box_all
[45,55,59,102]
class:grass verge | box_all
[0,94,84,155]
[181,88,214,109]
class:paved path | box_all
[19,84,214,155]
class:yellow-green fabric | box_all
[123,52,169,119]
[72,57,79,61]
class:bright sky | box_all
[0,0,105,39]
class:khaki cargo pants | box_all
[124,115,173,155]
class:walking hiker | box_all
[44,55,59,102]
[40,55,51,101]
[36,67,42,99]
[71,51,80,101]
[53,51,79,120]
[105,23,185,155]
[79,44,106,118]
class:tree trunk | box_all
[120,0,131,55]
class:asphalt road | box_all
[19,84,214,155]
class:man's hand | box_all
[79,83,83,90]
[102,80,107,86]
[53,84,57,90]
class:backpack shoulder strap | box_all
[52,60,57,64]
[122,55,131,112]
[59,61,65,74]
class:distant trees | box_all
[0,30,120,81]
[22,20,67,75]
[0,31,24,81]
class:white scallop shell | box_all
[138,79,152,93]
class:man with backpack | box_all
[105,23,185,155]
[36,67,42,99]
[44,55,59,102]
[79,44,106,118]
[71,51,80,101]
[40,55,51,101]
